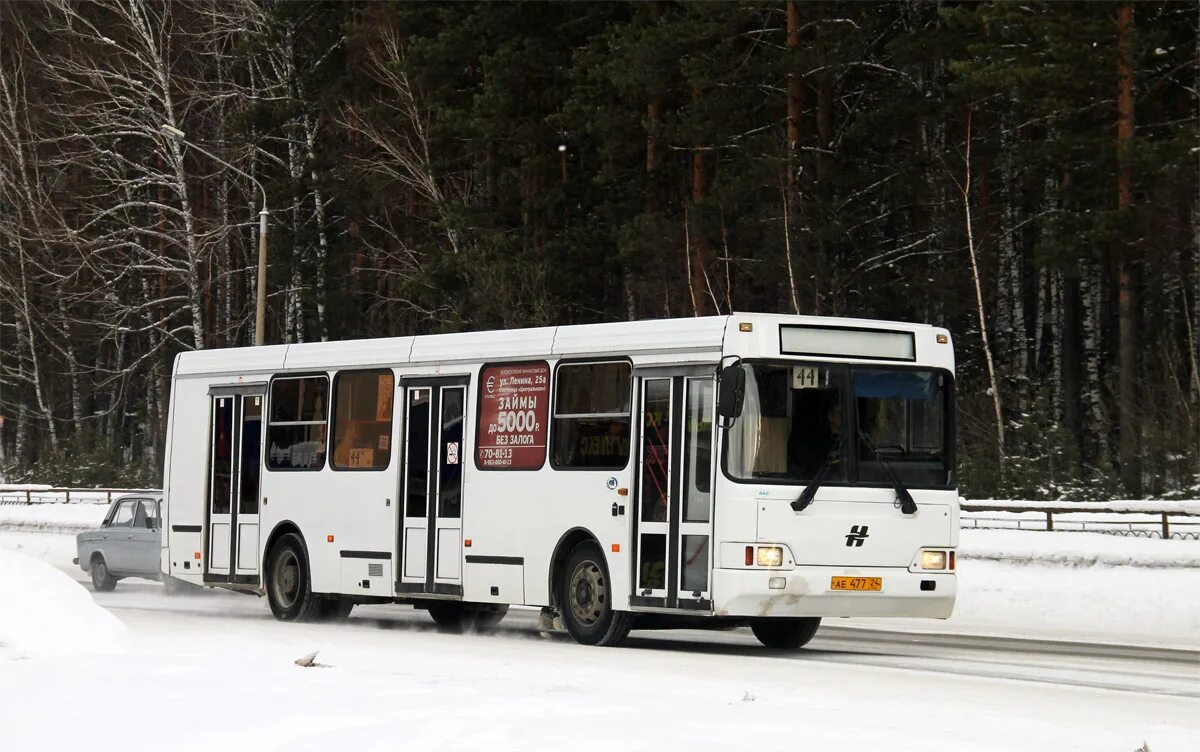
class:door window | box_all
[639,380,671,523]
[438,388,465,519]
[109,500,136,528]
[135,499,159,529]
[211,397,234,514]
[682,379,713,523]
[681,535,709,593]
[239,396,262,514]
[405,388,431,518]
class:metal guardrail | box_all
[960,503,1200,541]
[0,487,161,506]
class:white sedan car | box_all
[75,495,161,591]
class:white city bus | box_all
[162,313,958,648]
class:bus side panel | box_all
[163,376,211,585]
[257,376,400,597]
[463,460,631,609]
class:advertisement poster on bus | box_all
[476,362,550,470]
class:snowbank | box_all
[0,544,125,660]
[958,528,1200,568]
[0,502,108,533]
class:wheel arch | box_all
[262,520,306,573]
[547,526,603,609]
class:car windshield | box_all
[724,362,952,489]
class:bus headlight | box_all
[920,550,948,570]
[757,546,784,567]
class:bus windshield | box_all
[724,362,953,489]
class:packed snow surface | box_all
[0,604,1195,752]
[0,544,125,659]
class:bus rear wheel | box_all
[559,542,632,647]
[266,533,323,622]
[750,617,821,649]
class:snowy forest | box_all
[0,1,1196,499]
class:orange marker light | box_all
[611,543,620,553]
[936,333,948,344]
[464,539,473,548]
[617,488,629,497]
[194,552,201,560]
[739,322,753,332]
[327,535,334,543]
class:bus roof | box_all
[173,313,948,377]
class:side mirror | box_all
[716,364,745,421]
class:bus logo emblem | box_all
[845,525,869,547]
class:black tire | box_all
[750,617,821,649]
[559,542,632,646]
[427,602,509,632]
[265,533,323,622]
[90,554,117,592]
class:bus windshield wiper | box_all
[792,445,839,512]
[859,431,917,515]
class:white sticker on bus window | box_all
[793,367,821,389]
[446,442,459,465]
[379,434,390,451]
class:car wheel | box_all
[90,554,117,592]
[265,533,323,622]
[750,617,821,649]
[559,542,632,646]
[427,602,508,632]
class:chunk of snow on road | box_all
[0,544,125,660]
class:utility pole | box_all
[160,124,270,346]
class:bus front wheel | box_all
[559,542,632,647]
[750,617,821,649]
[266,533,323,622]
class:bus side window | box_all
[331,369,394,471]
[267,376,329,471]
[550,361,631,470]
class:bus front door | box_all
[632,371,714,611]
[398,378,468,597]
[205,390,264,584]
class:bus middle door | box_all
[398,377,468,597]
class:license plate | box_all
[831,576,882,592]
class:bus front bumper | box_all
[711,566,956,619]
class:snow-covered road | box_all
[1,574,1193,751]
[87,578,1199,699]
[3,525,1198,750]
